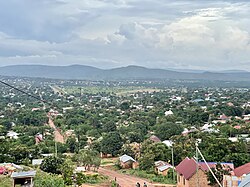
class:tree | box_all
[207,164,231,186]
[223,153,250,167]
[139,140,171,170]
[139,152,154,171]
[34,171,65,187]
[60,159,74,185]
[75,149,101,171]
[101,132,123,156]
[40,156,64,174]
[154,122,183,140]
[102,121,116,132]
[127,132,143,143]
[120,102,130,111]
[66,137,79,153]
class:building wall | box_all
[120,161,133,169]
[223,175,243,187]
[177,169,211,187]
[158,168,169,176]
[132,162,139,169]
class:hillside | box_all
[0,64,250,81]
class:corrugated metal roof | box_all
[239,174,250,187]
[158,165,172,172]
[11,171,36,178]
[119,154,136,163]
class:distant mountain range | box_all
[0,64,250,81]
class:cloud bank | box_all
[0,0,249,70]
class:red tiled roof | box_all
[233,163,250,177]
[176,157,234,180]
[176,157,199,180]
[149,135,161,143]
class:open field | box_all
[64,86,163,95]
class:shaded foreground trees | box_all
[74,149,101,171]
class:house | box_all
[75,167,86,173]
[162,140,173,147]
[223,175,244,187]
[176,157,234,187]
[35,133,43,144]
[6,131,19,139]
[224,162,250,187]
[155,161,173,176]
[149,135,161,143]
[165,110,174,116]
[176,157,210,187]
[219,114,230,121]
[0,163,23,175]
[233,162,250,177]
[192,99,204,103]
[119,154,138,169]
[11,171,36,187]
[32,159,43,166]
[182,127,198,136]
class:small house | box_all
[32,159,43,166]
[11,171,36,187]
[165,110,174,116]
[155,161,173,176]
[149,135,161,143]
[119,154,137,169]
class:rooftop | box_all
[11,171,36,178]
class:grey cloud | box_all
[0,0,250,71]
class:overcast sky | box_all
[0,0,249,70]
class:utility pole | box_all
[55,141,57,157]
[196,141,199,187]
[196,145,222,187]
[171,146,175,181]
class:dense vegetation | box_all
[0,76,250,185]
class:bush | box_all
[75,173,106,185]
[34,171,65,187]
[40,156,64,174]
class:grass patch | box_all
[101,158,117,166]
[64,86,161,95]
[120,169,176,184]
[76,172,108,185]
[0,175,12,187]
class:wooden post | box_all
[31,177,33,187]
[12,178,15,187]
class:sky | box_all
[0,0,250,70]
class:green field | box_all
[64,86,162,95]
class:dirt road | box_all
[99,167,153,187]
[48,117,64,143]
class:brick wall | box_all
[189,169,211,187]
[177,169,211,187]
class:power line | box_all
[0,80,50,105]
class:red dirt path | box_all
[48,117,64,143]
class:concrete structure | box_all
[32,159,43,166]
